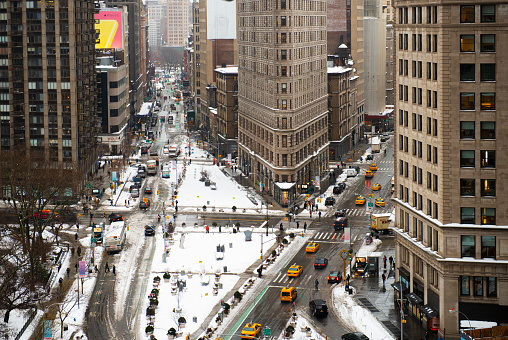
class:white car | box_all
[162,146,170,156]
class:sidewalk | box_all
[351,236,432,340]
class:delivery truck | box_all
[370,213,391,233]
[104,221,126,253]
[371,136,380,153]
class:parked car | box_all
[309,299,328,317]
[342,333,369,340]
[325,197,336,206]
[130,188,140,198]
[144,225,155,236]
[130,183,141,192]
[133,175,143,183]
[314,258,328,269]
[327,271,342,283]
[108,213,123,223]
[139,199,151,210]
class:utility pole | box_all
[397,296,407,340]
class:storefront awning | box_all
[419,305,438,318]
[391,281,408,293]
[406,292,423,305]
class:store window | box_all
[481,236,496,258]
[460,179,475,196]
[460,121,475,139]
[461,276,470,295]
[461,235,475,256]
[487,277,497,297]
[460,93,475,110]
[461,208,475,225]
[481,208,496,225]
[474,277,483,296]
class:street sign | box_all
[91,238,97,243]
[86,182,91,188]
[263,328,271,336]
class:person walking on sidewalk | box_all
[382,273,386,286]
[112,265,116,276]
[105,262,110,273]
[389,256,394,269]
[383,255,387,268]
[304,222,307,232]
[206,225,210,233]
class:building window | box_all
[281,0,286,9]
[460,150,475,167]
[481,208,496,225]
[460,93,475,110]
[480,93,495,110]
[461,235,476,256]
[481,179,496,197]
[461,208,475,225]
[282,154,287,166]
[282,135,287,147]
[480,64,495,81]
[281,49,287,60]
[460,121,475,139]
[281,33,287,43]
[281,16,286,26]
[460,5,475,23]
[474,277,483,296]
[282,99,287,110]
[480,34,495,52]
[461,179,475,196]
[461,276,470,295]
[282,117,287,128]
[481,236,496,258]
[281,83,287,93]
[281,66,287,76]
[480,150,495,168]
[480,122,495,139]
[460,34,475,52]
[487,277,497,297]
[480,5,495,23]
[460,64,475,81]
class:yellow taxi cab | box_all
[280,286,298,302]
[306,242,320,253]
[372,183,381,191]
[240,323,262,339]
[370,164,378,171]
[355,196,366,205]
[365,170,374,178]
[375,198,385,207]
[287,264,303,277]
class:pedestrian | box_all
[346,274,350,285]
[74,262,78,272]
[304,222,307,232]
[206,225,210,233]
[257,267,262,278]
[173,213,176,221]
[296,221,299,229]
[105,262,109,273]
[315,279,319,290]
[309,210,312,218]
[58,263,62,272]
[95,265,98,273]
[71,247,74,256]
[74,233,78,241]
[318,211,321,220]
[77,246,81,257]
[59,277,63,285]
[90,213,94,220]
[280,223,283,230]
[158,214,161,223]
[383,255,387,268]
[66,267,70,278]
[76,224,79,231]
[389,256,394,269]
[112,265,116,276]
[382,273,386,285]
[219,225,221,233]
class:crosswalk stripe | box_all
[303,274,312,286]
[274,272,284,283]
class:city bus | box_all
[104,221,126,254]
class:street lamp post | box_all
[449,308,473,332]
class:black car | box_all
[314,257,328,269]
[130,183,141,192]
[108,213,123,223]
[144,225,155,236]
[309,299,328,317]
[333,217,348,231]
[133,175,143,183]
[324,197,336,206]
[144,187,152,194]
[141,146,149,155]
[366,154,374,161]
[327,271,342,283]
[334,209,346,218]
[342,333,369,340]
[139,199,151,210]
[333,186,343,195]
[380,136,388,142]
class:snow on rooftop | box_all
[214,66,238,74]
[327,66,352,74]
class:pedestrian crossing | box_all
[311,231,363,242]
[272,272,315,286]
[333,208,392,217]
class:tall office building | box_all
[148,0,167,50]
[393,2,508,338]
[0,0,98,178]
[166,0,190,47]
[237,0,329,205]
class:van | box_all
[334,217,348,230]
[280,286,297,302]
[345,168,357,177]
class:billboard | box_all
[206,0,236,40]
[95,10,123,49]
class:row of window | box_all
[399,211,439,252]
[399,186,439,220]
[460,178,495,197]
[398,5,438,25]
[460,150,495,168]
[461,276,497,298]
[399,59,438,81]
[398,34,437,53]
[398,85,438,109]
[461,235,496,258]
[398,137,438,165]
[398,111,438,136]
[460,121,495,139]
[460,64,495,82]
[460,34,495,53]
[461,207,496,225]
[460,5,496,23]
[460,92,495,110]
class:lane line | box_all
[225,286,269,340]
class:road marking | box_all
[225,286,269,340]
